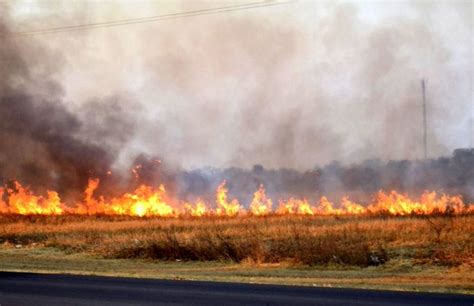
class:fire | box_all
[249,184,272,215]
[276,198,314,215]
[79,178,102,214]
[341,197,365,215]
[75,179,175,217]
[0,179,472,217]
[315,196,339,215]
[367,190,466,215]
[0,182,63,215]
[184,199,208,217]
[109,184,174,217]
[215,181,242,216]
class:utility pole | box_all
[421,79,428,159]
[470,113,473,149]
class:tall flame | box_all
[215,180,242,216]
[249,184,272,216]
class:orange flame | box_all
[75,179,174,217]
[183,199,208,217]
[249,184,272,216]
[215,180,242,216]
[0,179,472,217]
[315,196,339,215]
[341,197,365,215]
[109,184,174,217]
[277,198,314,215]
[1,182,63,215]
[367,190,466,215]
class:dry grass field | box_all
[0,214,473,293]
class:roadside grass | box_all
[0,214,472,294]
[0,247,472,294]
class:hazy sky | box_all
[5,0,473,170]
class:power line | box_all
[6,1,293,37]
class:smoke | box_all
[147,1,464,168]
[124,0,470,169]
[0,1,472,202]
[176,149,474,204]
[0,6,136,200]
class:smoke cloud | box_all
[0,1,472,202]
[0,6,135,200]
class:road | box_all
[0,272,472,305]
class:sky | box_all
[4,0,473,171]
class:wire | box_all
[6,1,293,37]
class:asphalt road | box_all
[0,272,472,306]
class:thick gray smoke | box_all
[0,6,136,200]
[0,1,472,203]
[4,1,470,170]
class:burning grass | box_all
[1,178,472,217]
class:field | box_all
[1,214,473,294]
